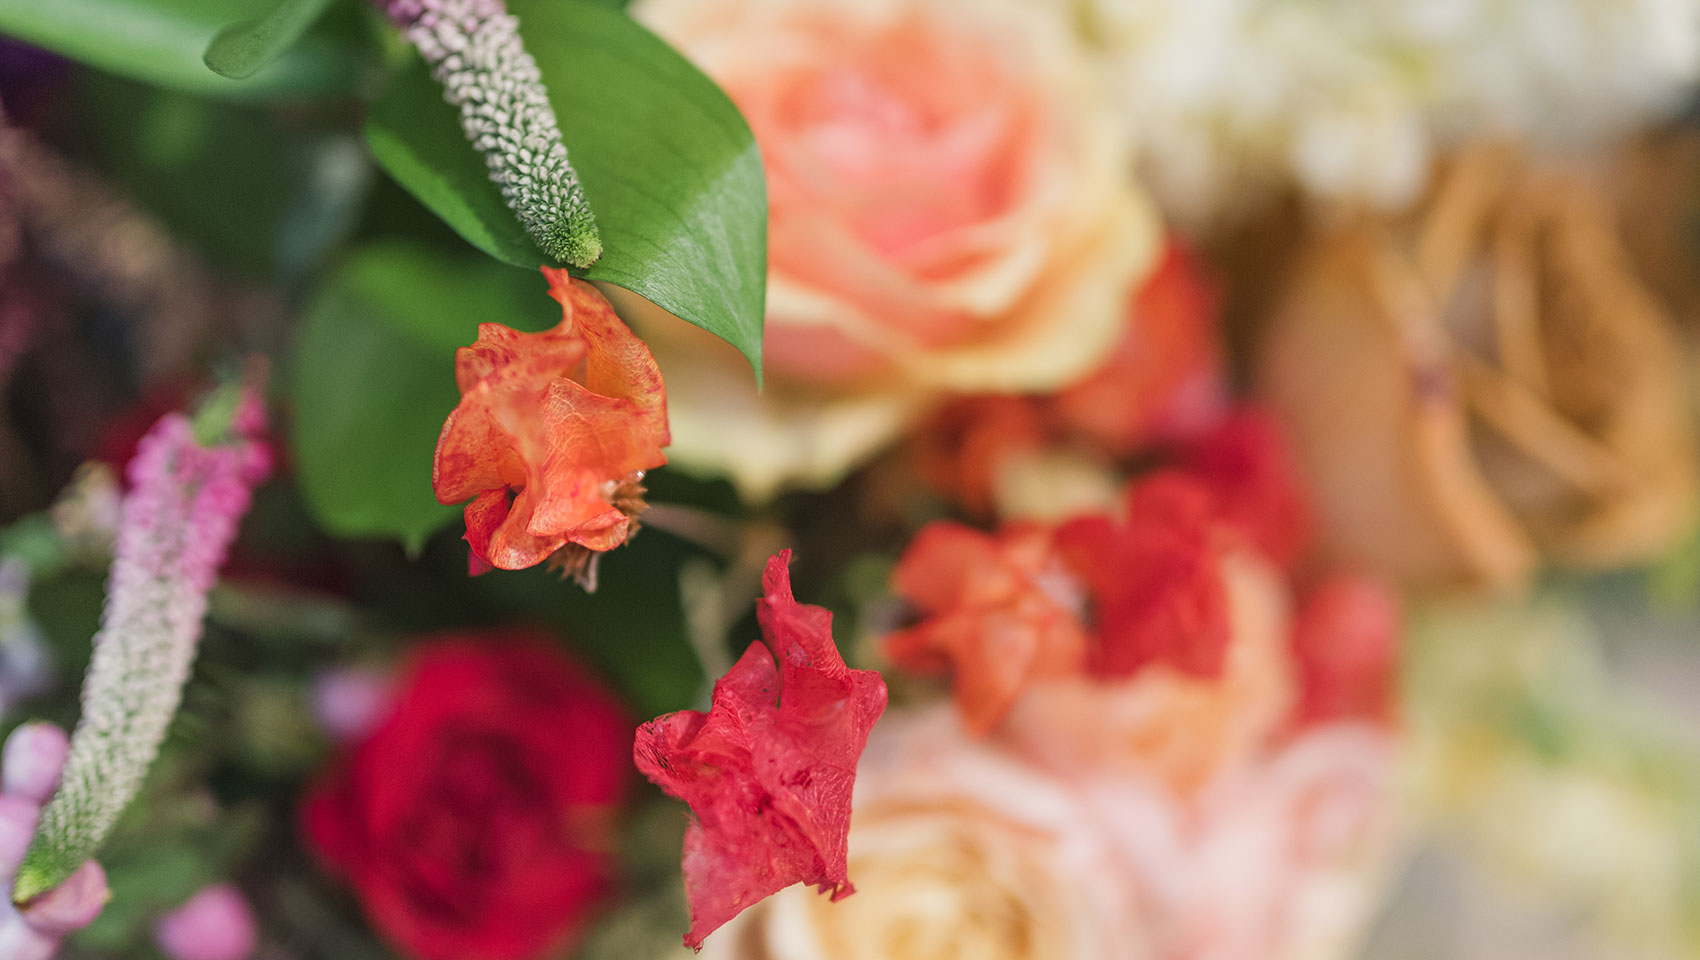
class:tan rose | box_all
[1255,144,1698,592]
[632,0,1160,499]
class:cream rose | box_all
[695,710,1401,960]
[632,0,1160,499]
[698,708,1159,960]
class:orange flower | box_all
[884,523,1087,734]
[432,269,669,578]
[909,398,1051,518]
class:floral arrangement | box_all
[0,1,1698,960]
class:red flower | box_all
[633,551,888,950]
[883,522,1087,733]
[1178,407,1313,570]
[1053,240,1226,454]
[433,269,669,576]
[1057,472,1231,679]
[1290,576,1400,726]
[302,635,632,960]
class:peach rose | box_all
[632,0,1160,499]
[1179,725,1402,960]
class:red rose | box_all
[302,634,632,960]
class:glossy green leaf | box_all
[0,0,365,99]
[203,0,335,80]
[291,241,549,552]
[364,0,766,380]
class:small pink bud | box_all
[1,724,68,804]
[154,884,256,960]
[20,860,108,935]
[310,667,395,743]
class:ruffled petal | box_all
[634,551,887,949]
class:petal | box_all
[634,551,887,948]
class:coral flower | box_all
[1053,241,1226,455]
[884,522,1087,734]
[634,551,889,949]
[433,269,669,580]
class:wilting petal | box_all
[433,272,669,573]
[634,551,888,949]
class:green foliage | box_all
[291,241,549,552]
[0,0,367,99]
[365,0,767,379]
[203,0,337,80]
[73,72,372,281]
[456,526,706,716]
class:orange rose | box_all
[432,269,669,580]
[633,0,1160,499]
[1052,241,1226,457]
[907,240,1228,521]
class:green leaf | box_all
[71,71,373,281]
[203,0,335,80]
[364,0,767,380]
[0,0,366,100]
[291,241,550,551]
[457,526,707,717]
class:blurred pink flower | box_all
[0,723,108,960]
[309,666,396,743]
[154,884,257,960]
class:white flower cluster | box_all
[384,0,601,266]
[1071,0,1700,226]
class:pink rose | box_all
[632,0,1161,498]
